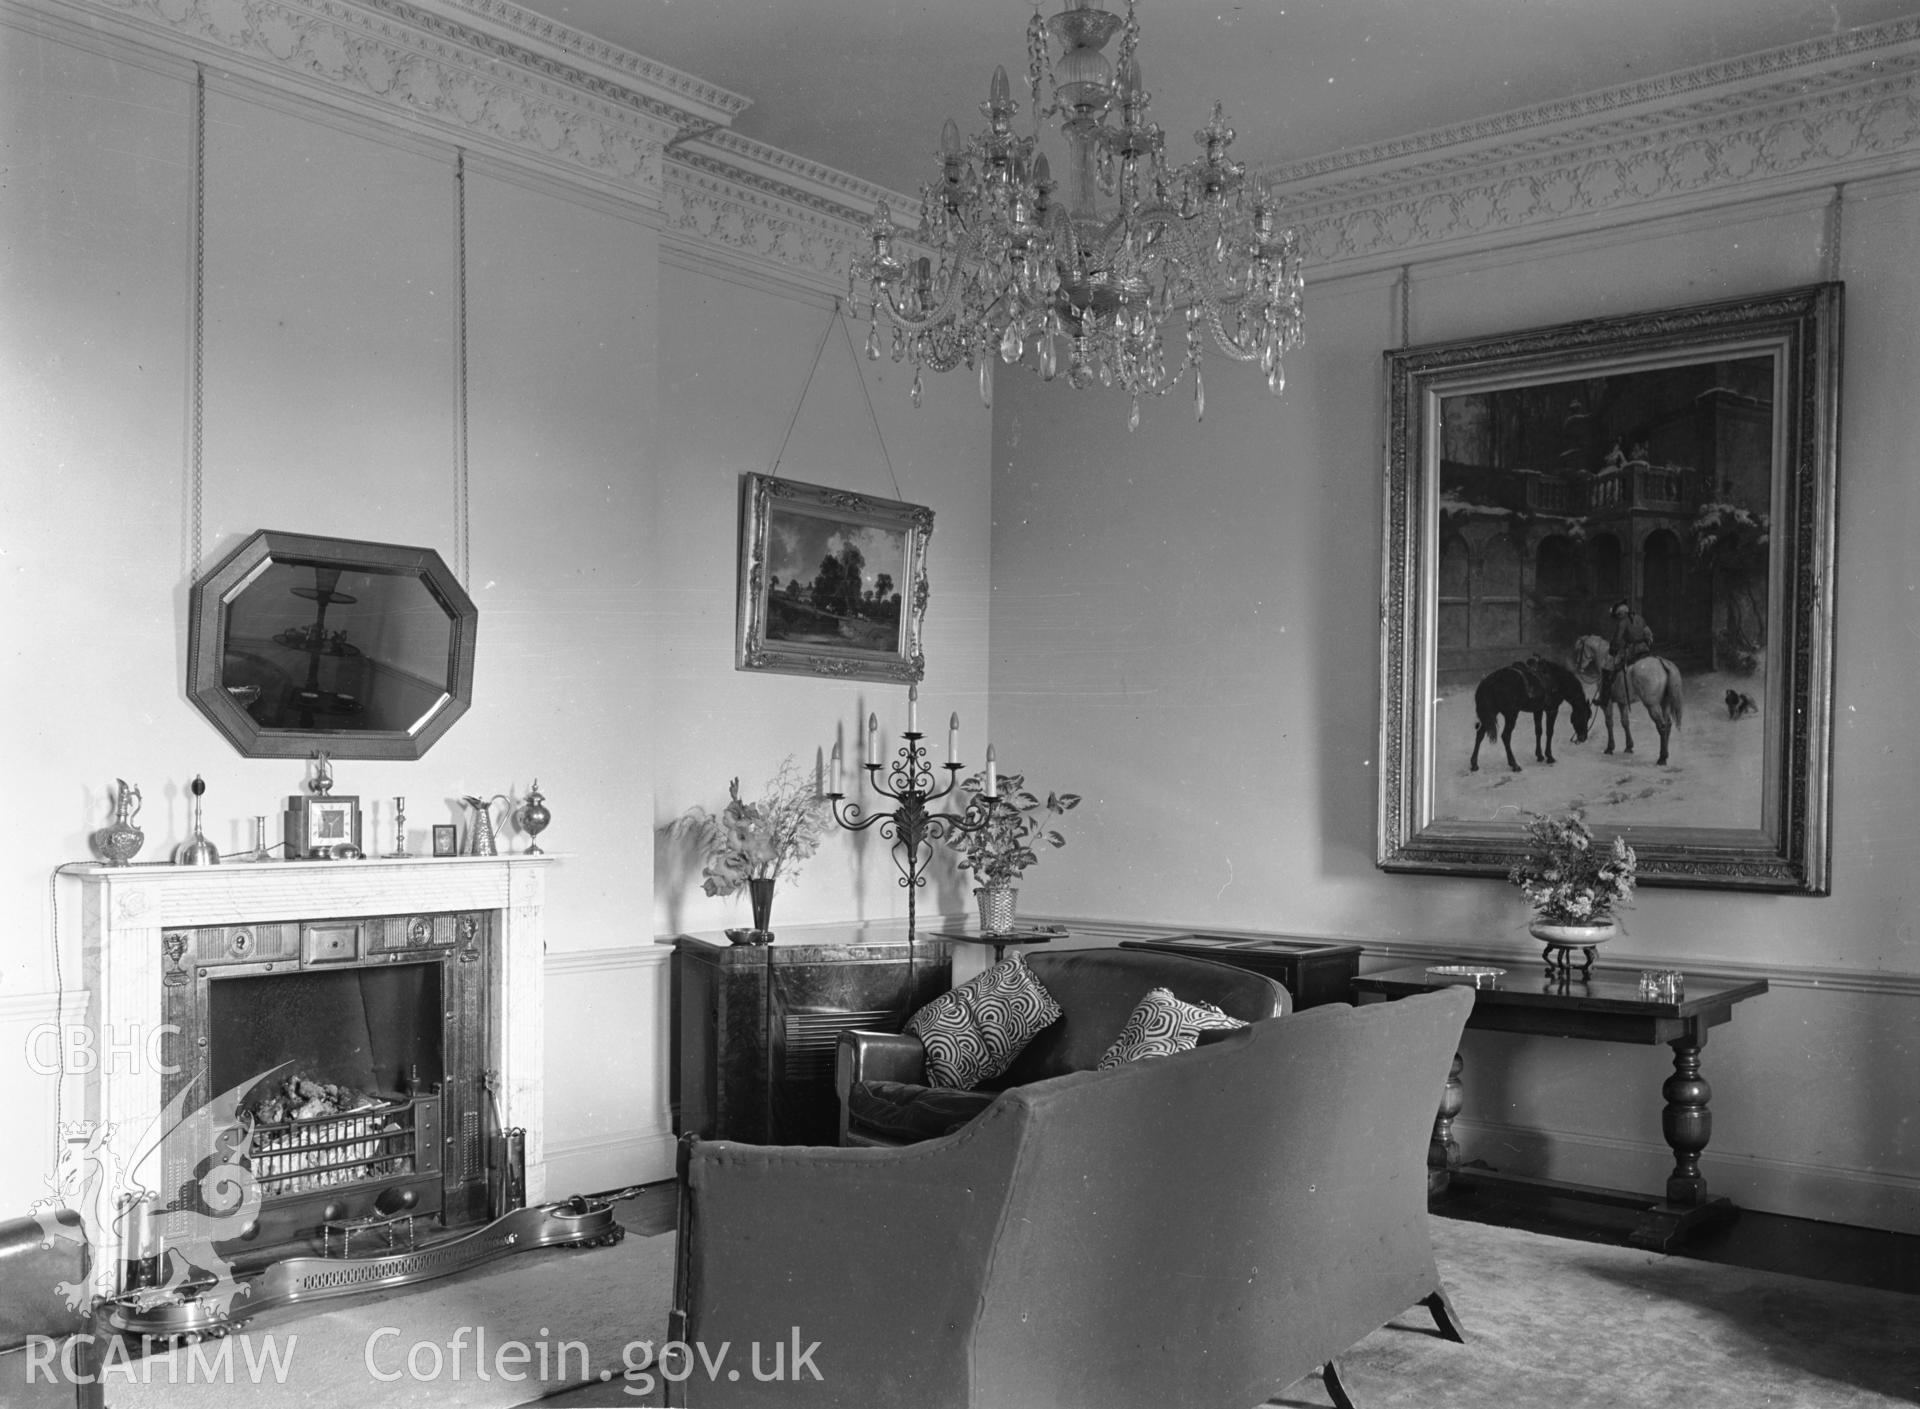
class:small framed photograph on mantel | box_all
[736,473,933,683]
[285,794,362,860]
[431,824,459,858]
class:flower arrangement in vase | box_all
[672,757,827,944]
[1508,810,1636,976]
[947,770,1081,933]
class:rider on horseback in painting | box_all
[1600,599,1654,705]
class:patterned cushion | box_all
[1097,987,1248,1069]
[906,953,1063,1089]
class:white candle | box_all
[830,741,843,795]
[867,712,878,768]
[948,712,960,765]
[907,683,919,735]
[984,744,997,799]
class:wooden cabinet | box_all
[671,927,953,1146]
[1118,934,1364,1010]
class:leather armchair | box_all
[835,946,1289,1144]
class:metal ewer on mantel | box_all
[825,685,1005,946]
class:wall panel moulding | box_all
[1261,19,1920,274]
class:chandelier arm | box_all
[870,231,1009,337]
[1135,210,1283,363]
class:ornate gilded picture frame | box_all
[1377,284,1841,894]
[737,474,933,683]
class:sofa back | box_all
[675,986,1473,1409]
[972,986,1473,1409]
[985,947,1289,1088]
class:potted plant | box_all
[672,757,827,943]
[1508,810,1636,975]
[947,769,1081,933]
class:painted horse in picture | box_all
[1572,635,1685,766]
[1469,657,1593,773]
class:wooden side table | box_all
[1353,962,1769,1250]
[1119,934,1364,1010]
[930,924,1067,963]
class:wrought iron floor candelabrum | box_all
[826,725,998,947]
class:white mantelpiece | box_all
[70,855,555,1286]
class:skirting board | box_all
[1453,1115,1920,1238]
[543,1128,678,1197]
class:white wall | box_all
[648,255,993,940]
[0,9,993,1212]
[989,183,1920,1231]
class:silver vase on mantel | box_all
[94,779,145,866]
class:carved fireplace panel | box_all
[153,913,495,1266]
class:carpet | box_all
[1272,1218,1920,1409]
[87,1214,1920,1408]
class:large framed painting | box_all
[737,473,933,683]
[1377,284,1841,894]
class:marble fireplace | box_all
[71,855,553,1300]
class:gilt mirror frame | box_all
[1376,284,1841,894]
[187,529,478,760]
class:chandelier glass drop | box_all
[848,0,1304,431]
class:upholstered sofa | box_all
[834,946,1290,1144]
[672,985,1475,1409]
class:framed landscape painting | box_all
[1376,284,1841,894]
[737,473,933,683]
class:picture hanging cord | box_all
[186,65,207,579]
[768,302,904,503]
[1825,184,1845,284]
[1399,264,1413,350]
[454,149,471,588]
[46,863,89,1159]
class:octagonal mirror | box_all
[187,529,478,760]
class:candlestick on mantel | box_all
[907,683,919,735]
[948,712,959,765]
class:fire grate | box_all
[247,1094,424,1199]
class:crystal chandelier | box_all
[848,0,1304,431]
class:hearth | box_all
[68,857,593,1332]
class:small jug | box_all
[95,779,145,866]
[461,794,510,856]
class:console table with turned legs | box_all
[1352,964,1768,1251]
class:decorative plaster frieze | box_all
[434,0,748,125]
[661,166,870,290]
[40,0,689,202]
[1264,23,1920,272]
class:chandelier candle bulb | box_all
[831,742,843,796]
[985,744,998,799]
[868,712,878,767]
[949,713,960,765]
[907,682,919,734]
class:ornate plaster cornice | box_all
[1261,20,1920,273]
[32,0,1919,290]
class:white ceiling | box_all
[510,0,1920,195]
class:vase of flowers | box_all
[672,758,827,944]
[947,770,1080,934]
[1508,810,1636,977]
